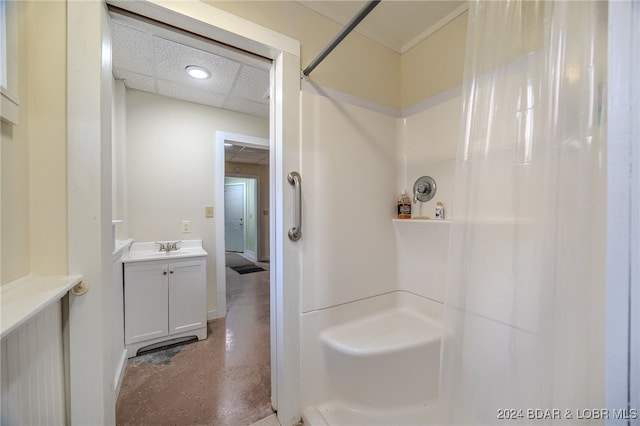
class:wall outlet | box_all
[205,206,214,218]
[182,220,191,233]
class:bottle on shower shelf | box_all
[435,201,444,220]
[397,190,412,219]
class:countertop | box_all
[122,240,207,263]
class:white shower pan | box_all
[301,291,442,425]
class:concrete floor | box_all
[116,260,273,426]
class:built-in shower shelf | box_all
[1,274,83,339]
[392,219,451,224]
[393,219,536,225]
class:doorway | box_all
[106,6,277,424]
[216,133,270,316]
[68,2,301,423]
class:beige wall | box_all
[27,1,68,276]
[125,89,268,317]
[1,1,68,284]
[1,119,30,283]
[401,11,468,109]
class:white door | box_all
[225,183,245,252]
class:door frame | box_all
[225,175,262,262]
[69,1,301,424]
[215,132,268,318]
[606,0,640,417]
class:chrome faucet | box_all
[156,241,181,252]
[413,176,437,203]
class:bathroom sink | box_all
[122,241,207,263]
[137,251,180,258]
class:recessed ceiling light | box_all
[185,65,210,80]
[224,143,233,147]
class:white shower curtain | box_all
[440,1,607,424]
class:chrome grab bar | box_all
[288,171,302,241]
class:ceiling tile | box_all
[236,151,268,160]
[153,37,241,95]
[225,144,270,165]
[231,65,270,102]
[225,145,242,154]
[115,70,156,93]
[111,21,154,75]
[110,11,271,118]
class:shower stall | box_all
[299,1,636,424]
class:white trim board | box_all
[301,79,401,117]
[400,85,462,118]
[300,79,462,119]
[207,309,219,322]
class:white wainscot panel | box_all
[1,302,66,425]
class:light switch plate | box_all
[205,206,214,218]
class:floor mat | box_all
[230,264,266,274]
[225,252,254,268]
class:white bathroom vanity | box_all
[122,240,207,358]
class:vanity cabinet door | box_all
[124,261,169,344]
[168,259,206,335]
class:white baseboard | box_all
[243,250,257,262]
[114,349,127,398]
[207,309,220,321]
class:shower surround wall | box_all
[397,95,461,304]
[299,85,463,419]
[299,91,398,313]
[298,89,462,309]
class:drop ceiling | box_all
[225,143,269,167]
[109,10,271,119]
